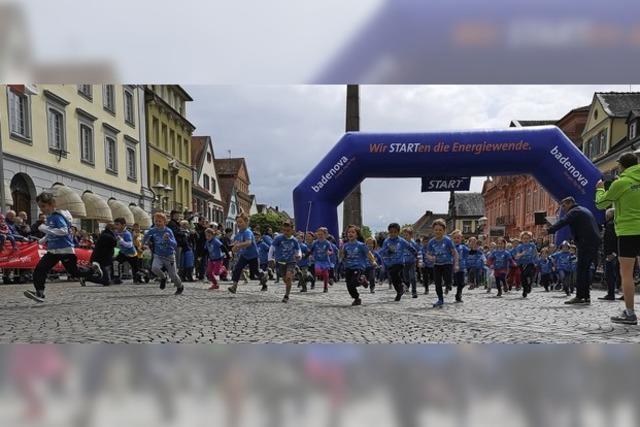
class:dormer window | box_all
[630,121,638,140]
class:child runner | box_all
[255,231,271,281]
[466,237,486,291]
[268,221,301,303]
[379,223,418,302]
[425,220,459,307]
[205,228,226,290]
[340,225,377,306]
[486,237,515,297]
[309,227,333,293]
[421,236,434,294]
[450,230,469,302]
[507,238,522,291]
[538,248,553,292]
[24,192,102,302]
[142,212,184,295]
[328,236,339,285]
[112,217,141,285]
[551,241,573,297]
[228,212,268,294]
[514,231,538,298]
[364,237,382,294]
[401,227,422,298]
[297,232,311,293]
[305,232,317,289]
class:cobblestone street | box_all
[1,280,638,343]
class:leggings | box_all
[454,270,465,298]
[365,266,376,291]
[387,264,404,295]
[520,264,535,293]
[315,266,330,288]
[495,270,507,294]
[403,262,417,293]
[33,252,94,292]
[344,268,363,300]
[422,266,434,291]
[433,264,453,300]
[151,255,182,287]
[231,255,264,283]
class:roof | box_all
[414,211,448,229]
[596,92,640,118]
[626,109,640,122]
[556,105,590,125]
[214,158,251,184]
[191,136,208,171]
[452,193,485,217]
[510,120,557,127]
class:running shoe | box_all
[24,290,45,303]
[433,299,444,308]
[611,310,638,325]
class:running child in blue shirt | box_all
[551,241,574,296]
[421,236,434,295]
[379,223,418,302]
[296,232,312,292]
[143,212,184,295]
[269,221,301,303]
[451,230,469,303]
[340,225,378,306]
[305,232,317,290]
[514,231,539,298]
[487,237,516,297]
[537,247,553,292]
[426,219,459,307]
[465,237,486,291]
[255,231,271,278]
[364,237,382,294]
[205,227,226,290]
[309,227,333,293]
[228,212,268,294]
[401,227,423,298]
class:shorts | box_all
[277,261,297,277]
[618,235,640,258]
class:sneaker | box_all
[564,297,589,305]
[433,299,444,308]
[80,277,86,287]
[300,285,307,293]
[486,288,491,293]
[159,278,166,290]
[618,295,625,301]
[598,295,615,301]
[323,287,328,293]
[611,310,638,325]
[329,279,334,287]
[91,262,103,278]
[112,278,123,285]
[496,293,503,298]
[412,293,418,299]
[351,298,362,306]
[228,284,237,294]
[359,275,369,288]
[260,274,268,287]
[522,289,528,298]
[424,288,429,295]
[370,289,375,294]
[24,290,45,303]
[455,296,462,303]
[261,284,268,291]
[282,295,289,303]
[209,284,219,290]
[175,286,184,295]
[394,293,402,302]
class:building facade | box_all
[412,210,448,239]
[144,85,195,215]
[482,106,589,240]
[0,84,150,225]
[215,158,252,218]
[447,192,485,239]
[191,135,225,224]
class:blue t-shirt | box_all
[380,236,415,266]
[234,228,258,259]
[421,243,434,267]
[466,249,486,270]
[455,243,470,271]
[257,240,270,264]
[43,211,74,250]
[310,240,332,269]
[427,236,456,265]
[116,230,136,256]
[143,226,177,258]
[272,234,300,263]
[329,242,339,267]
[551,251,572,272]
[206,237,224,260]
[488,249,513,270]
[538,257,553,274]
[403,239,422,264]
[515,242,538,265]
[298,242,310,267]
[342,240,370,270]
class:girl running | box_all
[340,225,377,306]
[205,228,226,290]
[425,219,459,307]
[309,227,333,293]
[228,212,268,294]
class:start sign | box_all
[421,176,471,192]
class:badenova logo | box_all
[550,146,589,187]
[312,156,349,193]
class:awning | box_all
[81,191,113,222]
[107,198,134,225]
[129,203,152,229]
[51,183,86,218]
[3,180,13,207]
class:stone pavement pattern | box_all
[0,280,637,343]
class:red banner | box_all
[0,242,93,270]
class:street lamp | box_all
[477,216,488,241]
[151,182,166,212]
[163,185,173,212]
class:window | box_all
[185,180,189,205]
[47,106,65,152]
[103,85,115,112]
[203,174,210,191]
[170,130,175,155]
[78,85,92,100]
[177,177,183,204]
[79,122,94,164]
[162,124,168,151]
[183,140,188,162]
[105,135,118,173]
[177,135,182,160]
[207,152,212,163]
[630,121,638,140]
[124,87,135,126]
[8,88,31,140]
[462,220,472,234]
[126,142,137,181]
[586,128,608,160]
[153,165,160,185]
[211,177,217,193]
[152,117,159,145]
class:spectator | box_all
[5,210,17,234]
[596,152,640,325]
[30,213,46,239]
[547,196,601,305]
[194,217,209,280]
[82,223,117,287]
[598,208,619,301]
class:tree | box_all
[249,212,284,233]
[361,225,372,240]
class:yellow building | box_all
[582,92,640,174]
[144,85,195,214]
[0,84,150,224]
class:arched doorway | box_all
[10,173,36,222]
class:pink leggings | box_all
[206,259,227,285]
[315,267,330,287]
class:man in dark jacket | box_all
[30,213,47,239]
[598,208,620,301]
[194,217,208,280]
[81,223,117,286]
[547,197,601,304]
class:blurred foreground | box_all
[0,344,638,427]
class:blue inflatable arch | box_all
[293,126,603,238]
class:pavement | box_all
[0,279,637,343]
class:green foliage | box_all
[249,212,284,233]
[361,225,372,240]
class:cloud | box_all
[186,85,627,232]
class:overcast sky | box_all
[185,85,629,232]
